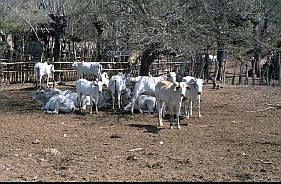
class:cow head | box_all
[31,89,45,100]
[101,72,109,87]
[189,78,203,95]
[175,82,189,97]
[124,73,134,85]
[167,72,177,83]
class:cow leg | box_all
[176,106,181,130]
[183,102,188,118]
[169,112,174,130]
[39,76,42,89]
[78,93,83,112]
[89,95,93,114]
[131,98,135,115]
[47,107,59,114]
[95,97,99,114]
[162,104,166,118]
[157,100,164,128]
[137,102,143,114]
[189,100,193,118]
[112,94,115,110]
[184,100,191,118]
[117,94,121,109]
[197,96,202,118]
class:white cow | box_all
[121,88,156,113]
[61,88,107,110]
[76,78,103,114]
[155,80,189,130]
[72,61,103,80]
[101,72,110,87]
[31,88,61,106]
[108,73,132,110]
[41,95,77,114]
[34,62,55,89]
[124,72,176,115]
[182,76,203,118]
[59,90,89,110]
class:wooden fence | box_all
[2,55,277,87]
[0,55,184,86]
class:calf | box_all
[121,88,156,114]
[72,61,103,80]
[34,62,55,89]
[108,73,132,110]
[155,80,189,130]
[59,88,107,110]
[31,88,60,106]
[101,72,109,87]
[124,72,175,115]
[76,78,102,114]
[41,95,77,114]
[182,76,203,118]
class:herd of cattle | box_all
[32,61,203,129]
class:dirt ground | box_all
[0,80,280,182]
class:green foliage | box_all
[1,0,281,56]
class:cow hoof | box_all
[170,126,173,129]
[177,126,181,130]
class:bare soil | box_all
[0,81,280,182]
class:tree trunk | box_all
[53,34,61,81]
[238,58,244,85]
[253,20,261,79]
[244,64,249,85]
[216,40,225,81]
[203,54,209,80]
[139,49,156,76]
[198,54,207,79]
[232,58,238,85]
[252,59,256,85]
[221,59,226,84]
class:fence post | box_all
[0,62,3,87]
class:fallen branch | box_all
[257,107,275,112]
[199,125,214,128]
[247,106,277,113]
[129,148,144,152]
[262,161,274,165]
